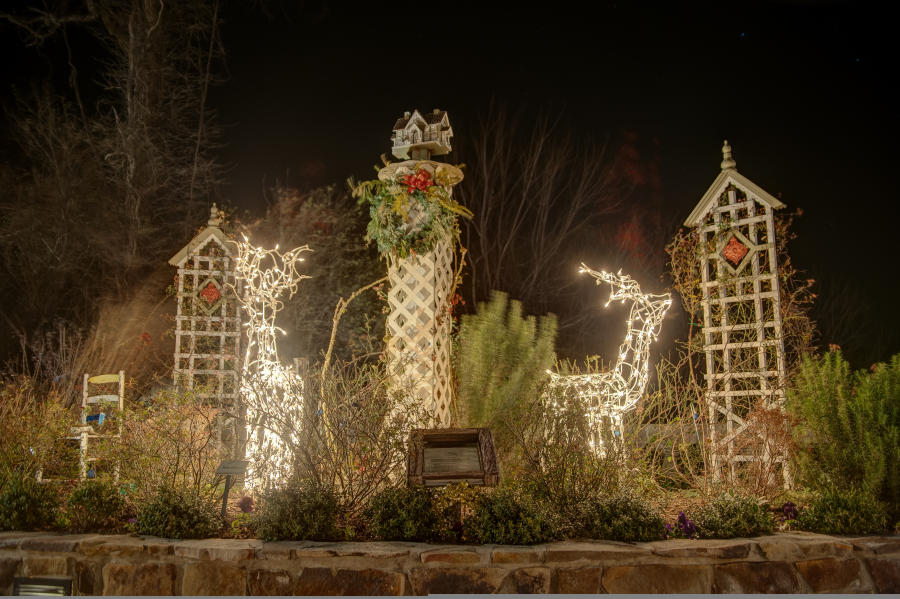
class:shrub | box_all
[136,485,220,539]
[788,350,900,518]
[463,486,558,545]
[454,291,557,454]
[269,362,430,521]
[118,388,226,505]
[0,376,74,483]
[366,486,439,542]
[432,482,483,543]
[228,512,256,539]
[255,483,340,541]
[67,480,128,533]
[510,388,628,524]
[574,492,665,542]
[0,476,59,531]
[794,486,888,535]
[691,493,774,538]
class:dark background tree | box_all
[1,1,898,370]
[241,184,384,366]
[0,1,224,371]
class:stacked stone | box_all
[2,531,897,594]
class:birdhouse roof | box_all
[684,142,785,227]
[168,225,232,267]
[392,109,448,130]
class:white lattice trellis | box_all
[685,141,789,484]
[168,204,241,406]
[385,236,454,426]
[373,108,464,427]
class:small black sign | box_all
[215,459,249,476]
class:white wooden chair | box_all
[69,371,125,481]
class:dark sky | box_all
[210,0,899,362]
[2,0,898,363]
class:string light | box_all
[231,235,311,489]
[546,263,672,455]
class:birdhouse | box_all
[168,204,241,406]
[391,109,453,160]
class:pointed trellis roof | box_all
[168,204,232,266]
[684,141,785,227]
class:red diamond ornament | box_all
[722,236,749,266]
[199,281,221,305]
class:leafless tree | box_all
[456,106,624,316]
[0,1,225,370]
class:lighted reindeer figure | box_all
[232,237,311,489]
[547,264,672,455]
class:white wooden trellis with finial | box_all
[380,109,462,426]
[168,204,241,407]
[684,141,790,486]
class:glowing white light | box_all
[232,239,311,489]
[546,263,671,455]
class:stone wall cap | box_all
[421,548,483,564]
[174,538,261,561]
[20,534,102,553]
[331,542,412,559]
[644,537,758,559]
[545,540,653,563]
[847,536,900,554]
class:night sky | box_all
[2,1,898,363]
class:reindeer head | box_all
[579,263,672,332]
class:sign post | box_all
[215,459,248,519]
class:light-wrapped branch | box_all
[231,236,311,489]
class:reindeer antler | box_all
[579,263,643,305]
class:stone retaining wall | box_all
[1,531,898,594]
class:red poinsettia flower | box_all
[401,168,433,194]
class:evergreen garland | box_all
[351,164,471,259]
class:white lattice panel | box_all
[697,184,788,484]
[172,236,241,407]
[386,236,454,426]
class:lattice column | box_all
[169,205,241,409]
[386,236,454,425]
[685,142,789,486]
[363,108,464,427]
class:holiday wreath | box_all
[351,163,472,259]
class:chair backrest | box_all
[82,371,125,423]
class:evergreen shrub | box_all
[255,483,340,541]
[691,493,774,538]
[788,350,900,519]
[366,486,439,542]
[0,475,58,531]
[794,486,888,535]
[432,481,483,543]
[136,485,219,539]
[463,486,558,545]
[573,492,665,541]
[67,479,128,533]
[454,291,556,454]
